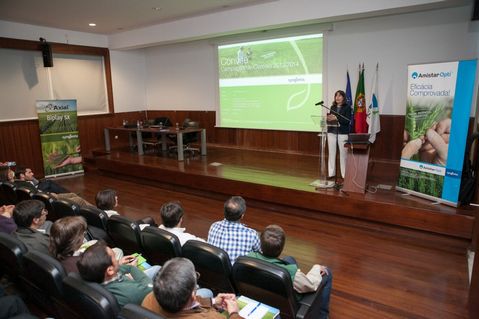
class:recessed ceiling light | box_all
[89,23,96,27]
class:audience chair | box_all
[118,304,167,319]
[182,240,236,295]
[78,206,112,244]
[0,232,27,280]
[22,250,78,319]
[78,206,109,230]
[232,256,324,319]
[31,192,57,221]
[15,187,34,202]
[140,226,182,266]
[0,182,17,205]
[107,215,142,255]
[63,273,120,319]
[51,198,80,218]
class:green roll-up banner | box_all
[36,99,83,178]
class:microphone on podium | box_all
[315,101,324,106]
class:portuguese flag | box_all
[354,64,368,133]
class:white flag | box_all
[367,63,381,143]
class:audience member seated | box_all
[13,200,52,254]
[142,257,242,319]
[96,189,156,226]
[49,216,131,274]
[248,225,332,319]
[77,241,154,308]
[159,201,205,246]
[14,166,68,194]
[207,196,260,264]
[0,291,35,319]
[49,216,90,273]
[0,204,16,234]
[15,166,91,207]
[0,165,15,183]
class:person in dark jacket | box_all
[326,90,352,182]
[13,200,51,255]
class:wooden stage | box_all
[93,146,476,240]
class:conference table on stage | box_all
[103,126,207,161]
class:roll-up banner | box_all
[36,99,83,178]
[397,60,477,206]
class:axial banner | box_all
[36,99,83,178]
[397,60,477,206]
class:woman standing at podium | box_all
[326,90,352,183]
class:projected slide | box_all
[218,34,323,131]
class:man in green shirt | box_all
[77,241,153,308]
[248,225,332,319]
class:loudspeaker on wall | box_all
[41,43,53,67]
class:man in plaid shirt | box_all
[207,196,260,264]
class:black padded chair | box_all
[63,273,120,319]
[31,192,57,221]
[78,206,112,243]
[182,240,236,295]
[52,198,80,218]
[15,186,34,202]
[154,117,172,127]
[107,215,142,255]
[79,206,109,230]
[232,256,324,319]
[142,117,172,153]
[140,226,182,266]
[0,232,27,280]
[22,250,78,318]
[118,304,167,319]
[168,119,200,157]
[0,182,17,205]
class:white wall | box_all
[110,49,147,112]
[327,5,478,115]
[145,41,217,110]
[143,5,478,115]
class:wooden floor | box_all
[55,147,473,319]
[92,146,476,239]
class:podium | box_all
[310,116,335,189]
[342,141,370,193]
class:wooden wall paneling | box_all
[0,120,43,174]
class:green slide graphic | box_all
[218,34,323,132]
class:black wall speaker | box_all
[39,38,53,67]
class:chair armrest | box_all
[296,280,325,318]
[295,303,310,319]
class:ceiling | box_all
[0,0,276,35]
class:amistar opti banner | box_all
[36,99,83,178]
[397,60,477,206]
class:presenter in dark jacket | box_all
[326,90,352,182]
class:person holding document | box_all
[326,90,352,183]
[248,225,332,319]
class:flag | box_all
[367,63,381,143]
[354,64,368,133]
[345,70,354,133]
